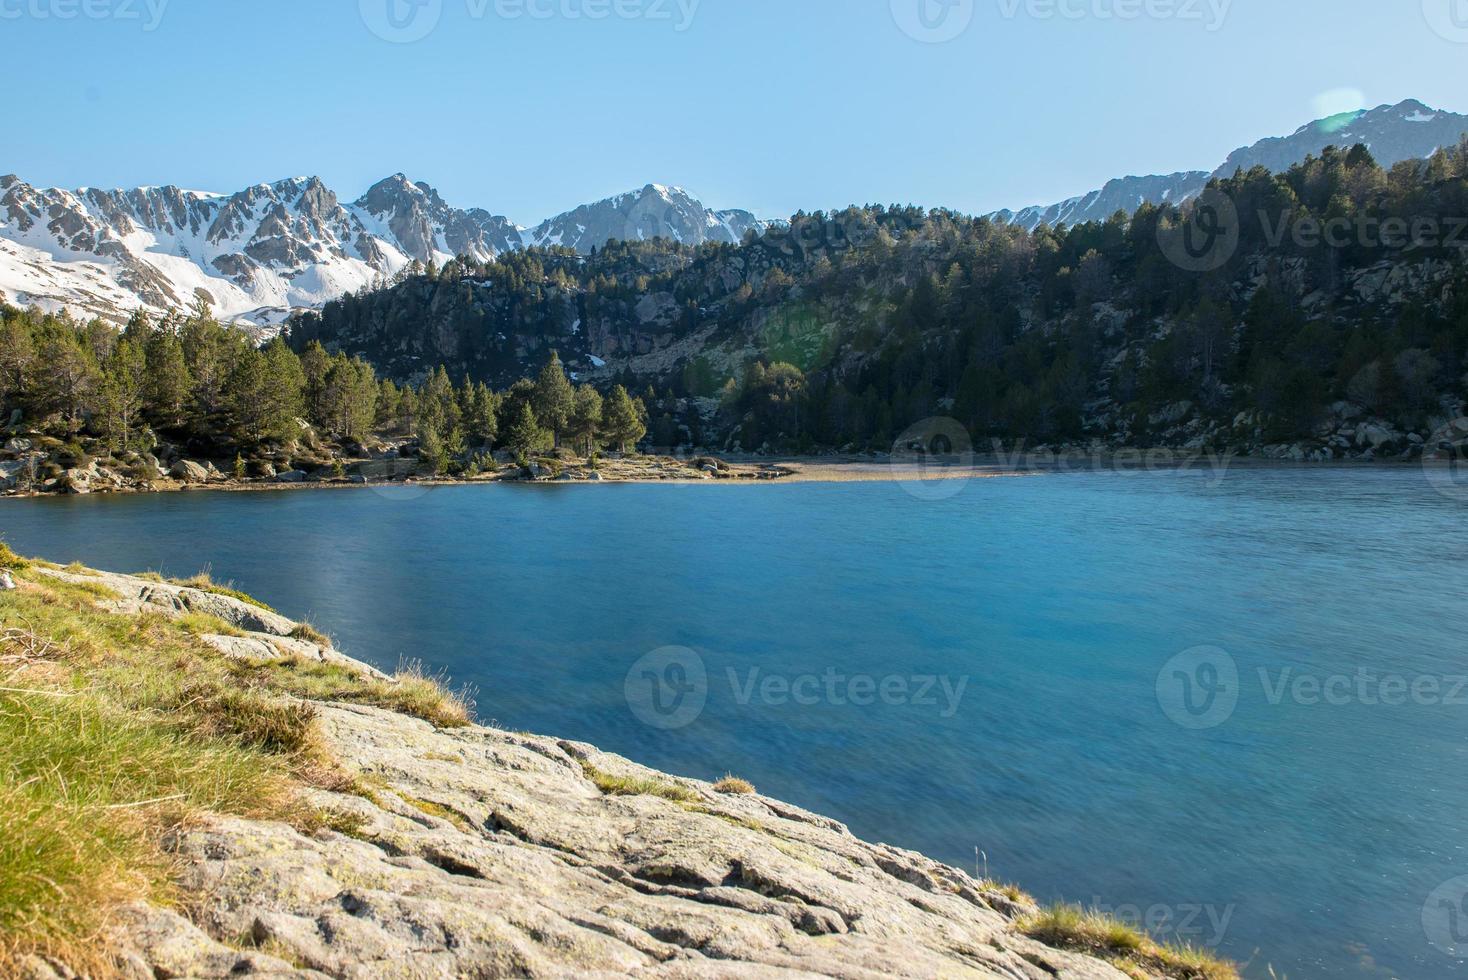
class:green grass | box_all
[1018,903,1239,980]
[175,611,246,638]
[0,543,31,571]
[581,762,699,803]
[0,576,306,973]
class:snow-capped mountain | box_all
[0,175,761,326]
[0,174,429,327]
[991,172,1209,231]
[351,174,523,266]
[1210,99,1468,178]
[527,184,763,253]
[993,99,1468,230]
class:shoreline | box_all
[0,453,1448,500]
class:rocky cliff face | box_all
[19,565,1133,980]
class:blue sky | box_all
[5,0,1465,224]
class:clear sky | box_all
[4,0,1465,225]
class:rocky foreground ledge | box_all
[6,565,1215,980]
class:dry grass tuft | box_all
[581,762,699,803]
[713,775,757,795]
[173,569,277,613]
[1018,903,1239,980]
[288,622,331,647]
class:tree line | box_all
[0,303,648,473]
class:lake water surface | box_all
[3,468,1467,978]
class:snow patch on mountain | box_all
[0,173,762,324]
[527,184,765,253]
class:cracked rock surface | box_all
[155,702,1126,978]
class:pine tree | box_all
[100,337,145,451]
[569,386,603,458]
[533,351,574,448]
[418,423,447,475]
[0,314,34,414]
[143,328,191,428]
[602,385,646,454]
[506,400,543,459]
[468,383,499,447]
[300,341,331,428]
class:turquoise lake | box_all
[3,467,1466,978]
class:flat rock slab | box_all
[162,701,1128,979]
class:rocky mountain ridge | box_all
[0,173,765,328]
[992,99,1468,229]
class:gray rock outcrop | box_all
[156,700,1125,979]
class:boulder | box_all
[59,468,94,493]
[3,437,32,454]
[169,460,210,484]
[1356,423,1400,450]
[276,470,307,484]
[0,456,40,491]
[0,570,15,591]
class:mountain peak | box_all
[530,184,764,253]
